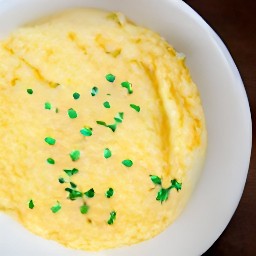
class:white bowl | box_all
[0,0,252,255]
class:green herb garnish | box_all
[64,168,79,176]
[130,104,140,112]
[45,102,52,110]
[68,108,78,119]
[150,176,182,203]
[150,175,162,185]
[121,81,133,94]
[55,108,59,113]
[69,150,80,161]
[122,159,133,167]
[51,201,61,213]
[106,74,116,83]
[103,101,111,108]
[84,188,95,198]
[65,188,83,200]
[28,199,34,209]
[73,92,80,100]
[114,112,124,123]
[80,127,93,137]
[156,188,170,203]
[58,177,66,184]
[105,188,114,198]
[91,87,99,96]
[96,121,117,132]
[70,182,77,188]
[104,148,112,159]
[80,204,89,214]
[47,158,55,165]
[107,211,116,225]
[44,137,56,145]
[27,89,33,95]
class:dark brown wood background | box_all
[183,0,256,255]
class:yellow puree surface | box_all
[0,9,207,251]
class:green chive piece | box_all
[84,188,95,198]
[70,182,77,188]
[150,175,162,185]
[68,108,78,119]
[65,188,83,200]
[73,92,80,100]
[80,127,93,137]
[170,179,182,191]
[28,199,34,209]
[106,74,116,83]
[51,201,61,213]
[107,93,111,96]
[104,148,112,159]
[55,108,59,113]
[121,81,133,94]
[27,89,33,95]
[91,87,99,96]
[105,188,114,198]
[107,123,117,132]
[69,150,80,161]
[130,104,140,112]
[122,159,133,167]
[103,101,111,108]
[114,112,124,123]
[96,121,117,132]
[47,158,55,165]
[58,177,65,184]
[80,204,89,214]
[107,211,116,225]
[64,168,79,177]
[44,137,56,145]
[45,102,52,110]
[156,188,170,203]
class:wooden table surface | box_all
[183,0,256,255]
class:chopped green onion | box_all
[68,108,78,119]
[27,89,33,95]
[64,168,79,176]
[103,101,111,108]
[122,159,133,167]
[28,199,34,209]
[70,182,77,188]
[114,112,124,123]
[80,127,93,137]
[170,179,182,191]
[69,150,80,161]
[44,137,56,145]
[65,188,83,200]
[104,148,112,159]
[105,188,114,198]
[45,102,52,110]
[130,104,140,112]
[121,81,133,94]
[47,158,55,165]
[84,188,95,198]
[91,87,99,96]
[58,177,66,184]
[55,108,59,113]
[51,201,61,213]
[96,121,117,132]
[105,73,116,83]
[73,92,80,100]
[107,211,116,225]
[150,175,162,185]
[156,188,170,203]
[80,204,89,214]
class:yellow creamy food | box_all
[0,9,207,251]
